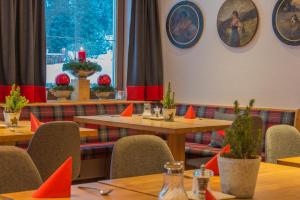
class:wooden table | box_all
[99,162,300,200]
[1,182,156,200]
[2,163,300,200]
[73,115,232,161]
[277,156,300,168]
[0,121,97,144]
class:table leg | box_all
[166,134,185,162]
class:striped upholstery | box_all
[176,104,295,157]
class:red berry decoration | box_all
[55,73,70,86]
[97,74,111,86]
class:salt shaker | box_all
[192,165,214,199]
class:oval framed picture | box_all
[166,1,204,49]
[217,0,259,47]
[273,0,300,46]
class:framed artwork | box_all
[166,1,204,49]
[217,0,259,47]
[273,0,300,46]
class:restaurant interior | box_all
[0,0,300,199]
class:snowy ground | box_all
[47,51,114,85]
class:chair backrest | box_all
[265,125,300,163]
[27,121,81,181]
[0,146,42,194]
[110,135,174,179]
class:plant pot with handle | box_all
[3,111,21,127]
[162,108,176,121]
[219,99,262,199]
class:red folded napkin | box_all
[120,103,133,117]
[205,145,230,175]
[206,189,216,200]
[30,113,43,132]
[32,157,72,198]
[184,105,196,119]
[216,130,225,137]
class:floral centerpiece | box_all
[50,73,74,101]
[92,74,114,99]
[3,84,29,126]
[218,99,262,198]
[162,82,176,121]
[62,60,102,79]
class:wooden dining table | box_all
[2,162,300,200]
[0,121,97,144]
[277,156,300,168]
[73,115,232,161]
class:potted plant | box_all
[218,99,262,198]
[92,74,114,99]
[162,82,176,121]
[3,84,29,127]
[62,60,102,79]
[50,73,74,101]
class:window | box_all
[45,0,116,86]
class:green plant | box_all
[51,85,74,91]
[223,99,262,159]
[4,84,29,113]
[92,85,114,93]
[62,60,102,72]
[162,82,175,109]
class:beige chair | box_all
[110,135,174,179]
[0,146,42,194]
[265,125,300,163]
[28,121,81,181]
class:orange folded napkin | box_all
[32,157,72,198]
[184,105,196,119]
[120,103,133,117]
[30,113,43,132]
[205,145,230,175]
[206,189,216,200]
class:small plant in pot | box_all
[3,84,29,127]
[218,99,262,199]
[62,60,102,79]
[162,82,176,121]
[50,73,74,101]
[92,74,114,99]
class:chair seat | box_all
[80,142,115,160]
[185,142,221,157]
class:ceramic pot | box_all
[218,155,261,198]
[51,90,72,101]
[162,108,176,121]
[95,91,112,99]
[70,70,96,79]
[3,111,21,127]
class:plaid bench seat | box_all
[176,104,296,158]
[0,103,144,160]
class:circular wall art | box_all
[273,0,300,46]
[166,1,204,49]
[217,0,259,47]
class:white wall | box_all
[159,0,300,109]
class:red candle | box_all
[78,47,86,62]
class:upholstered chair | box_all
[265,125,300,163]
[0,146,42,194]
[27,121,81,181]
[110,135,174,179]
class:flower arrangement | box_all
[92,74,115,99]
[62,60,102,78]
[50,73,74,100]
[4,84,29,113]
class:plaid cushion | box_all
[80,142,114,160]
[177,104,295,152]
[185,142,221,157]
[209,131,224,148]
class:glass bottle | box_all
[158,162,188,200]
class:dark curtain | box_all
[127,0,163,101]
[0,0,46,102]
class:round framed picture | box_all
[166,1,204,49]
[273,0,300,46]
[217,0,259,47]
